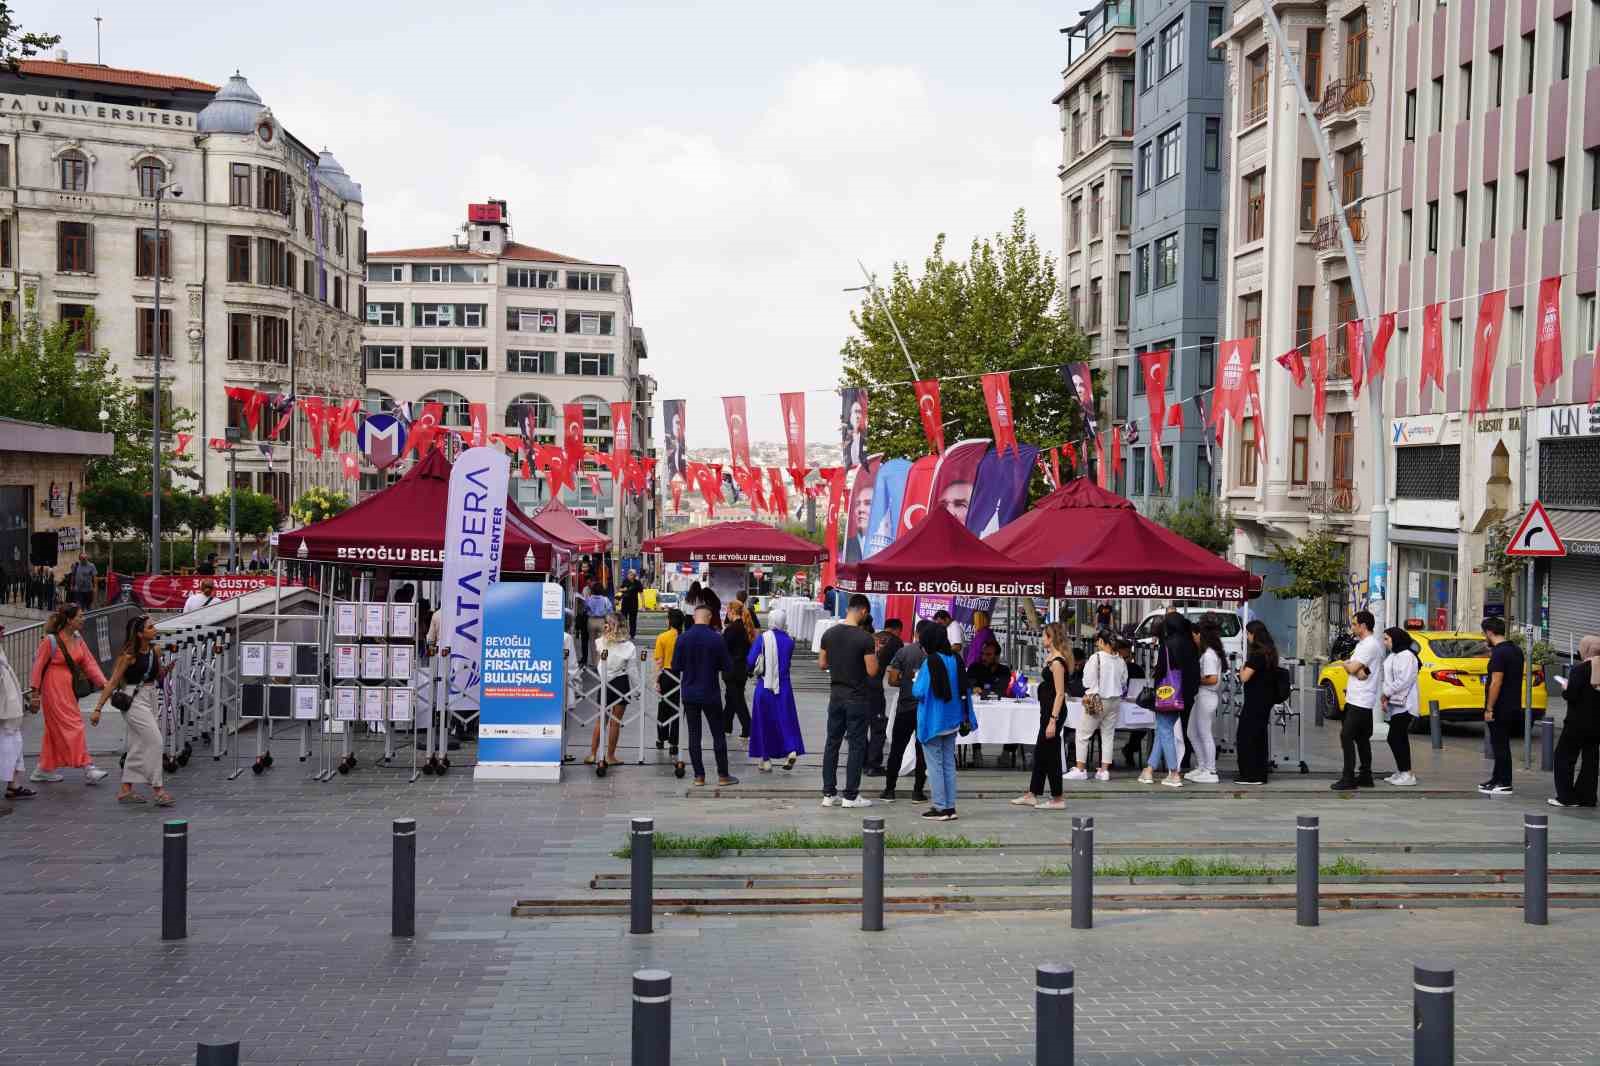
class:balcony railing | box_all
[1308,479,1359,514]
[1316,76,1371,121]
[1243,89,1269,127]
[1313,78,1344,120]
[1312,206,1366,251]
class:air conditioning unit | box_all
[546,280,557,289]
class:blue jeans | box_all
[924,731,958,810]
[1149,713,1184,772]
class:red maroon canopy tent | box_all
[279,450,564,571]
[985,478,1256,601]
[642,521,825,565]
[529,497,609,554]
[836,506,1048,596]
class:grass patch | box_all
[1038,856,1374,879]
[614,829,1000,859]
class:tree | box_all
[1152,494,1233,556]
[1268,528,1348,602]
[289,487,351,526]
[838,210,1094,465]
[215,490,280,539]
[0,3,59,72]
[170,492,220,553]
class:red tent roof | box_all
[280,450,563,571]
[837,506,1048,596]
[642,521,824,565]
[985,479,1254,601]
[530,497,609,553]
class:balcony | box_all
[1316,76,1371,125]
[1312,206,1366,252]
[1064,0,1135,66]
[1308,479,1359,514]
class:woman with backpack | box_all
[1141,614,1193,787]
[26,604,109,786]
[1381,626,1421,787]
[1234,619,1282,784]
[912,624,977,821]
[1185,620,1226,784]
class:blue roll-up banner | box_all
[475,580,566,782]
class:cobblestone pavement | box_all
[3,635,1598,1065]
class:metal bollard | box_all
[1429,702,1443,751]
[862,816,885,932]
[162,819,188,941]
[1071,816,1093,930]
[1297,815,1319,928]
[631,969,671,1066]
[1539,719,1555,771]
[195,1041,240,1066]
[392,818,415,938]
[1525,813,1548,926]
[1035,963,1075,1066]
[630,816,654,935]
[1412,962,1455,1066]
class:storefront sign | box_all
[131,574,301,610]
[1536,402,1600,440]
[1391,415,1461,446]
[1474,415,1521,433]
[57,526,82,552]
[476,580,565,782]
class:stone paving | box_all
[2,631,1598,1064]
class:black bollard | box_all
[631,969,671,1066]
[630,816,654,935]
[1525,813,1548,926]
[1539,719,1555,772]
[1071,816,1093,930]
[1429,702,1443,751]
[1412,962,1455,1066]
[162,819,188,941]
[195,1041,240,1066]
[392,818,416,938]
[1297,815,1319,928]
[1035,963,1075,1066]
[862,816,885,932]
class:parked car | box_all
[1317,630,1547,732]
[655,590,680,610]
[1133,608,1246,662]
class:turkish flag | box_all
[722,396,752,470]
[1470,289,1507,416]
[912,379,945,455]
[981,372,1019,456]
[1346,319,1367,399]
[1533,275,1564,398]
[1111,424,1123,479]
[767,467,789,517]
[1276,348,1306,388]
[1166,403,1184,430]
[174,432,193,456]
[610,402,634,453]
[340,453,360,480]
[1244,368,1266,461]
[404,402,445,456]
[301,396,327,458]
[329,398,361,451]
[207,437,230,452]
[1419,302,1446,398]
[585,472,603,498]
[1150,421,1167,489]
[1062,441,1078,473]
[224,386,265,432]
[1140,349,1171,430]
[778,392,807,471]
[1367,313,1396,383]
[561,403,585,469]
[1214,338,1254,434]
[1309,334,1329,431]
[467,403,488,447]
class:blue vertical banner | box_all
[475,580,566,782]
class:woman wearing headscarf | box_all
[747,608,805,773]
[1380,626,1421,786]
[26,603,109,785]
[1551,635,1600,808]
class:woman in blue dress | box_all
[747,608,805,772]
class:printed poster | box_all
[475,580,566,781]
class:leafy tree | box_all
[1152,494,1233,556]
[79,482,143,541]
[838,210,1094,465]
[0,3,59,72]
[289,486,351,526]
[170,492,220,553]
[215,490,279,539]
[1268,529,1348,601]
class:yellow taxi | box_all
[1316,630,1547,731]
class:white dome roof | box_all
[196,72,264,135]
[315,149,363,204]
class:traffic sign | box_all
[1505,500,1566,557]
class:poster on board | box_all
[475,579,565,782]
[335,603,358,638]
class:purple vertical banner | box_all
[966,443,1040,537]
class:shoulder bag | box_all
[54,636,95,699]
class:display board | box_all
[475,580,564,782]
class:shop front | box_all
[1390,415,1465,631]
[1536,402,1600,649]
[0,417,113,593]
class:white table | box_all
[810,616,843,654]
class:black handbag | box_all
[55,637,94,700]
[110,689,133,713]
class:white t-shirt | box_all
[183,591,216,612]
[1199,648,1223,687]
[946,621,964,650]
[1344,633,1385,709]
[1082,650,1128,699]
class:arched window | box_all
[363,388,393,415]
[136,158,166,199]
[504,393,555,433]
[59,150,88,192]
[575,395,611,432]
[420,389,470,427]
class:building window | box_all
[1556,15,1571,80]
[1092,92,1106,142]
[506,267,560,289]
[410,347,485,372]
[134,227,170,279]
[1238,418,1258,486]
[505,394,555,433]
[1489,46,1504,106]
[1090,182,1104,236]
[1088,277,1104,328]
[1137,143,1152,191]
[1404,90,1417,139]
[1341,144,1363,204]
[1207,7,1225,60]
[1133,347,1147,394]
[1402,208,1413,250]
[1345,8,1369,80]
[1242,293,1262,341]
[1396,445,1462,500]
[227,235,250,283]
[1121,78,1135,135]
[229,163,251,206]
[1069,195,1082,245]
[506,349,556,374]
[1157,125,1181,181]
[258,317,288,364]
[1522,31,1536,94]
[363,345,403,370]
[566,271,615,292]
[135,308,172,358]
[227,313,253,360]
[0,144,10,186]
[1455,191,1468,246]
[59,151,88,192]
[1117,271,1131,325]
[1299,159,1318,231]
[136,159,165,199]
[1200,228,1218,280]
[1118,172,1133,227]
[1460,62,1473,112]
[421,390,472,428]
[1154,233,1178,288]
[1550,158,1566,221]
[59,304,93,352]
[1197,452,1213,494]
[1243,170,1266,241]
[1426,200,1439,252]
[366,302,403,326]
[1588,149,1600,211]
[1291,415,1310,484]
[1135,245,1150,294]
[1246,49,1269,124]
[1141,40,1155,90]
[1331,412,1355,487]
[564,351,616,376]
[1515,170,1529,229]
[1304,28,1323,101]
[1203,117,1220,169]
[566,310,616,336]
[1199,338,1215,388]
[333,276,344,311]
[0,218,9,268]
[1133,447,1146,496]
[257,238,286,287]
[1115,363,1130,420]
[1295,285,1315,348]
[1432,76,1445,132]
[56,221,92,272]
[1160,18,1184,76]
[1485,180,1499,237]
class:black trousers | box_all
[683,700,729,780]
[623,607,639,639]
[883,700,925,794]
[1488,717,1514,786]
[1028,709,1063,798]
[1554,719,1600,806]
[723,668,751,736]
[822,697,869,800]
[1235,704,1272,781]
[1340,704,1374,781]
[1387,712,1413,773]
[866,689,888,769]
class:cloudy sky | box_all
[36,0,1068,445]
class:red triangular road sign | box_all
[1505,500,1566,557]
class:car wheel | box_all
[1318,681,1341,721]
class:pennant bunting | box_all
[671,477,684,514]
[766,467,789,517]
[340,452,360,480]
[403,402,445,457]
[1276,348,1306,388]
[1419,302,1446,398]
[722,395,752,470]
[912,379,945,455]
[1367,313,1396,383]
[301,396,327,458]
[1346,319,1366,399]
[1165,403,1184,430]
[609,401,634,453]
[467,403,489,447]
[1150,421,1167,489]
[980,372,1019,456]
[1140,349,1172,430]
[1213,338,1254,435]
[224,386,265,432]
[1469,289,1507,417]
[1093,432,1108,489]
[174,432,193,456]
[1062,441,1077,473]
[1049,445,1061,488]
[1309,334,1329,431]
[1062,363,1098,438]
[562,403,586,469]
[778,392,807,472]
[1533,275,1563,398]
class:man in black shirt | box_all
[619,575,643,639]
[967,638,1012,697]
[818,594,879,807]
[1480,616,1524,795]
[864,619,904,775]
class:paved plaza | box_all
[3,637,1599,1065]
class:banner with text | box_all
[476,580,566,781]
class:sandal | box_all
[582,755,596,765]
[153,791,175,807]
[784,754,798,772]
[5,786,37,799]
[117,792,148,804]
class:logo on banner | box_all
[358,413,407,470]
[441,448,512,719]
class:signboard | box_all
[390,604,415,638]
[440,447,511,726]
[292,686,319,721]
[475,580,565,782]
[268,643,293,677]
[362,645,388,680]
[1536,402,1600,440]
[1505,500,1566,557]
[357,413,408,471]
[1391,414,1462,446]
[390,687,413,721]
[131,574,301,610]
[57,526,82,552]
[389,644,414,680]
[361,687,387,722]
[467,202,503,223]
[362,603,387,638]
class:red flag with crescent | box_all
[819,466,847,596]
[1276,348,1306,388]
[301,396,327,458]
[671,477,684,513]
[224,386,265,432]
[1139,350,1171,430]
[1469,289,1507,417]
[980,372,1018,456]
[722,396,752,470]
[1420,302,1446,398]
[766,467,789,517]
[1346,319,1367,399]
[1309,334,1329,431]
[1367,313,1396,383]
[535,444,575,495]
[403,402,444,456]
[912,379,945,454]
[340,452,360,481]
[1150,422,1167,489]
[562,403,585,468]
[1533,276,1564,398]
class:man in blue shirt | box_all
[671,605,738,786]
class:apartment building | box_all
[363,201,655,557]
[0,58,367,507]
[1125,0,1231,510]
[1057,0,1138,453]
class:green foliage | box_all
[215,490,280,538]
[1152,494,1233,556]
[1039,856,1373,879]
[838,210,1093,464]
[289,487,351,526]
[1508,631,1561,669]
[613,829,1000,858]
[1482,517,1525,623]
[169,492,220,541]
[79,481,144,539]
[0,3,59,72]
[1269,528,1348,601]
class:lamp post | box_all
[225,426,242,570]
[149,179,183,574]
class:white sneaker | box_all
[1161,776,1184,788]
[1064,767,1089,781]
[820,795,842,807]
[28,769,63,783]
[1388,772,1417,786]
[1094,769,1111,782]
[840,796,873,808]
[1183,768,1202,781]
[1190,770,1220,784]
[84,768,108,785]
[1383,772,1401,784]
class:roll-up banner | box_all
[476,580,566,782]
[440,447,511,725]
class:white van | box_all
[1132,608,1246,662]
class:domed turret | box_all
[196,72,265,134]
[315,149,363,204]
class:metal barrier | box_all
[2,601,143,679]
[564,649,684,774]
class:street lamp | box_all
[149,179,182,574]
[225,426,242,570]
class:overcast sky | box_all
[36,0,1067,446]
